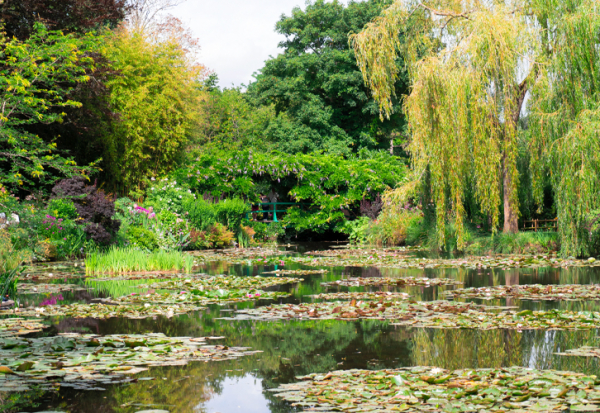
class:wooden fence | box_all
[521,218,557,232]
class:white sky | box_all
[169,0,351,89]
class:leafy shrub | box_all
[246,220,268,242]
[265,222,285,242]
[238,225,256,247]
[215,198,250,234]
[145,178,196,214]
[51,177,120,245]
[184,198,216,231]
[207,223,234,248]
[46,198,78,219]
[367,210,423,246]
[125,226,159,251]
[340,217,371,245]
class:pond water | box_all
[9,243,600,412]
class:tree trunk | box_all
[503,156,519,234]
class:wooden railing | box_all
[521,218,557,232]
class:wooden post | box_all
[534,219,538,232]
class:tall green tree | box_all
[0,23,100,191]
[247,0,408,155]
[352,0,600,254]
[101,26,206,196]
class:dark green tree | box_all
[247,0,408,155]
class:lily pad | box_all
[271,366,600,412]
[106,288,290,306]
[137,275,302,291]
[322,277,461,288]
[0,333,261,391]
[229,300,600,330]
[309,292,410,301]
[0,318,48,338]
[17,283,89,295]
[1,303,205,320]
[444,284,600,301]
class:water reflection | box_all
[14,250,600,412]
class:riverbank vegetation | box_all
[1,0,600,268]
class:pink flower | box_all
[279,260,285,265]
[254,293,261,297]
[130,293,137,296]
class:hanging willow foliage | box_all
[352,0,600,255]
[527,0,600,257]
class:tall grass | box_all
[85,247,195,275]
[466,231,560,255]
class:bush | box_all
[46,198,78,220]
[184,198,217,231]
[366,210,423,247]
[51,177,120,245]
[125,226,159,251]
[340,217,371,245]
[145,178,196,214]
[207,223,234,248]
[215,198,250,234]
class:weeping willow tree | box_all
[351,0,600,255]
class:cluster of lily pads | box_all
[137,275,302,291]
[263,269,327,276]
[0,318,48,338]
[106,288,290,306]
[231,299,600,330]
[270,366,600,412]
[290,254,599,270]
[1,303,206,320]
[192,248,289,263]
[444,284,600,301]
[310,292,410,301]
[322,277,461,288]
[17,283,89,295]
[0,333,260,391]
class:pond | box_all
[5,243,600,412]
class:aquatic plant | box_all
[85,247,195,275]
[271,366,600,412]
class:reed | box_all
[85,247,195,275]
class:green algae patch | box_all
[137,275,303,291]
[230,300,600,330]
[0,333,260,391]
[0,318,48,338]
[322,277,461,288]
[445,284,600,301]
[270,366,600,412]
[263,269,327,276]
[310,292,410,301]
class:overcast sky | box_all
[169,0,350,89]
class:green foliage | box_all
[214,199,250,235]
[366,209,423,247]
[45,198,78,220]
[145,178,196,214]
[184,198,217,231]
[124,226,159,251]
[101,28,204,195]
[206,223,235,249]
[85,247,194,275]
[466,232,560,255]
[339,217,371,245]
[179,149,405,232]
[0,23,100,191]
[193,88,276,152]
[247,0,407,155]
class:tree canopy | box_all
[352,0,600,254]
[247,0,408,156]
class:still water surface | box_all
[15,244,600,412]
